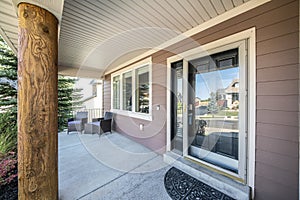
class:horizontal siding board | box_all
[257,110,298,127]
[255,175,298,200]
[114,113,166,153]
[256,150,298,173]
[152,95,167,103]
[256,135,298,158]
[152,79,167,85]
[257,123,299,142]
[152,62,168,68]
[152,89,166,97]
[152,70,167,77]
[152,65,167,71]
[152,83,166,90]
[256,162,298,189]
[152,102,166,107]
[190,0,298,47]
[152,66,167,74]
[257,95,298,111]
[257,80,299,96]
[257,48,298,69]
[152,85,167,95]
[256,16,299,42]
[256,32,299,56]
[151,78,166,85]
[153,51,174,64]
[103,75,111,110]
[257,64,299,82]
[252,0,298,29]
[152,83,166,88]
[152,69,167,76]
[119,133,166,154]
[152,89,166,96]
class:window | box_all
[123,71,132,111]
[111,58,152,120]
[135,66,149,113]
[112,75,120,109]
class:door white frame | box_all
[166,28,256,195]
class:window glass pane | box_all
[123,71,132,111]
[188,48,240,173]
[113,75,120,109]
[135,66,149,113]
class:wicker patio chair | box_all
[67,111,88,134]
[84,112,113,135]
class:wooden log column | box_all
[17,3,58,199]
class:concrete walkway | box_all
[58,132,172,200]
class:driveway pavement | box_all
[58,132,171,200]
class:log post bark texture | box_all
[17,3,58,200]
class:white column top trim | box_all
[12,0,64,22]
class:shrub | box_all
[0,152,17,186]
[0,133,17,155]
[0,111,17,154]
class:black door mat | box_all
[164,167,235,200]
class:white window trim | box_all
[111,57,152,121]
[167,28,256,196]
[112,75,121,110]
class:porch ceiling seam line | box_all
[104,0,271,75]
[0,26,17,54]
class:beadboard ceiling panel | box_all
[58,0,252,77]
[0,0,258,78]
[222,0,235,11]
[0,0,18,54]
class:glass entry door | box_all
[169,40,247,179]
[170,61,184,155]
[186,47,246,177]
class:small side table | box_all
[84,122,100,134]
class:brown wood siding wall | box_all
[103,0,299,199]
[254,0,299,199]
[103,75,111,112]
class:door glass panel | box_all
[188,49,240,173]
[171,61,183,154]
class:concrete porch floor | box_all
[58,132,172,200]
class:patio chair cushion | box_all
[68,120,82,125]
[90,121,100,126]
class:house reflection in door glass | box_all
[188,48,240,173]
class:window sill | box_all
[111,109,152,121]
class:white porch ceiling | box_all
[0,0,252,78]
[0,0,18,54]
